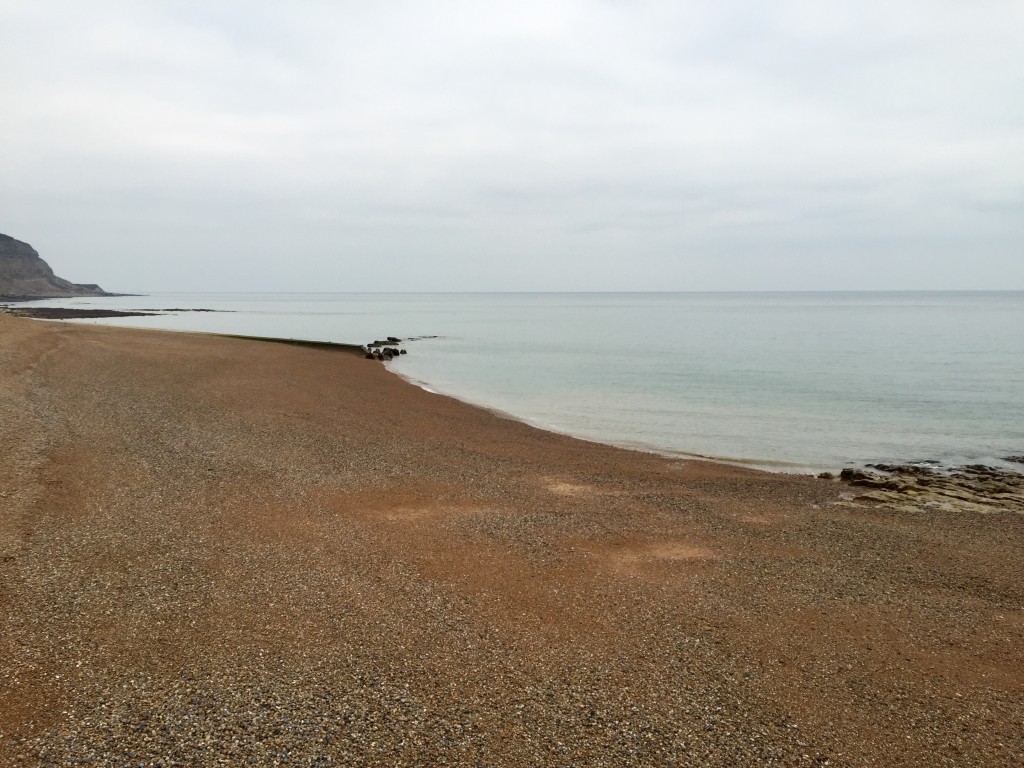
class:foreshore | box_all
[1,313,1021,767]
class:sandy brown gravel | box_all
[0,313,1021,767]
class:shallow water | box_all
[16,291,1024,472]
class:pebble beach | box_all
[0,313,1021,766]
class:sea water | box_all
[15,291,1024,473]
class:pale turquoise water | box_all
[15,292,1024,472]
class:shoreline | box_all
[11,306,1024,480]
[6,295,1021,477]
[7,304,825,474]
[1,313,1021,765]
[385,354,1024,481]
[388,363,827,475]
[11,307,1024,499]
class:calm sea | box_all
[15,292,1024,473]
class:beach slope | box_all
[0,314,1020,766]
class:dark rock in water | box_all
[365,352,375,360]
[0,232,112,299]
[160,308,225,313]
[839,469,873,482]
[817,472,835,480]
[399,349,407,355]
[867,463,899,474]
[1005,456,1024,465]
[365,336,408,359]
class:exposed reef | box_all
[825,460,1024,515]
[2,307,159,319]
[362,335,438,361]
[0,306,232,320]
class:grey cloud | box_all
[1,0,1021,291]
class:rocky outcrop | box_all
[0,233,111,300]
[363,338,410,362]
[830,462,1024,515]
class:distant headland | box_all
[0,232,114,301]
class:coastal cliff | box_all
[0,233,110,300]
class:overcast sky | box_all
[1,0,1021,291]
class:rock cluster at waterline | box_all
[362,335,439,361]
[829,460,1024,515]
[364,336,408,361]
